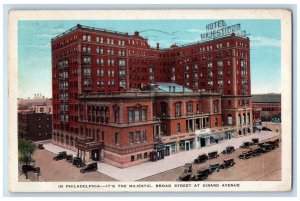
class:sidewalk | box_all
[43,131,280,181]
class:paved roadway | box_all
[36,131,280,181]
[139,136,281,181]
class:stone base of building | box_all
[102,149,152,168]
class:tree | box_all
[18,138,37,178]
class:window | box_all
[87,35,91,41]
[175,102,181,117]
[131,155,135,162]
[115,133,120,145]
[129,132,134,144]
[142,130,147,142]
[137,154,142,160]
[114,107,119,123]
[135,110,140,121]
[142,108,147,121]
[144,152,148,158]
[214,101,219,113]
[128,110,133,122]
[161,102,167,115]
[82,35,86,41]
[186,102,193,114]
[136,131,141,143]
[176,123,181,132]
[228,114,233,125]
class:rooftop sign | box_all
[201,20,247,41]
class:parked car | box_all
[21,165,40,176]
[72,157,85,168]
[266,139,280,148]
[238,151,253,160]
[251,147,262,157]
[209,163,221,173]
[194,154,208,164]
[251,138,259,144]
[240,141,254,149]
[260,143,273,153]
[191,167,210,181]
[37,144,44,150]
[208,151,219,159]
[53,151,67,161]
[66,154,73,163]
[222,146,235,155]
[80,163,98,174]
[178,172,191,181]
[220,158,235,169]
[184,163,193,173]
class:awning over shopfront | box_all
[195,128,211,137]
[210,132,226,140]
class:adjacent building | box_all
[51,22,252,167]
[18,96,53,142]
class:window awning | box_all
[210,132,226,140]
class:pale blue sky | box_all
[18,19,281,98]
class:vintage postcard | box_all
[8,9,292,192]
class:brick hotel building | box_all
[51,23,252,167]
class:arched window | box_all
[213,100,219,113]
[175,102,182,117]
[160,102,167,116]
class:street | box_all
[24,132,281,182]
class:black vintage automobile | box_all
[209,163,221,173]
[208,151,219,159]
[260,143,273,153]
[220,158,235,169]
[194,154,209,164]
[53,151,67,161]
[21,165,41,176]
[240,141,254,149]
[72,157,85,168]
[184,163,193,173]
[178,172,191,181]
[222,146,235,155]
[251,138,259,144]
[191,167,211,181]
[37,144,44,150]
[66,154,73,163]
[266,139,280,148]
[238,151,253,160]
[80,163,98,174]
[251,147,262,157]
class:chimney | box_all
[134,31,139,36]
[156,43,160,49]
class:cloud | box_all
[186,28,206,34]
[250,36,281,47]
[139,29,177,35]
